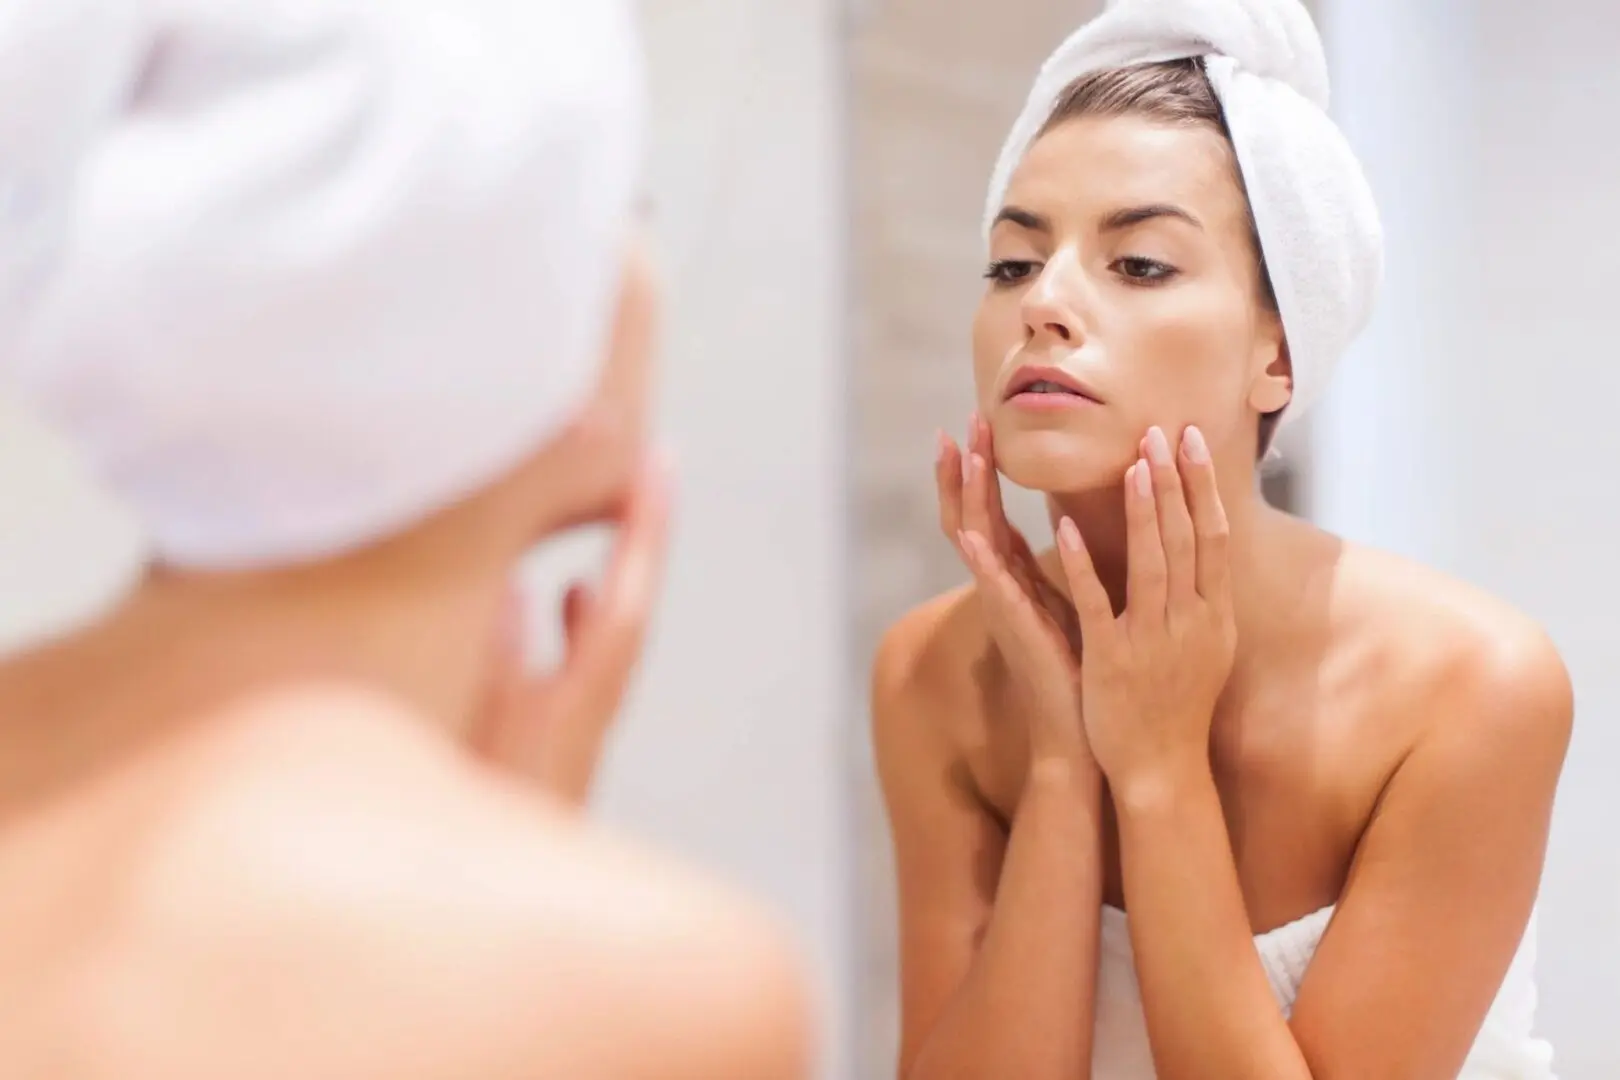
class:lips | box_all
[1004,364,1102,403]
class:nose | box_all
[1020,250,1086,347]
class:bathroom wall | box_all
[1316,0,1620,1074]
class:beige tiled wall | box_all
[847,3,1103,1074]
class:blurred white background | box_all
[1316,1,1620,1075]
[2,1,1617,1079]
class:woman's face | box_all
[973,115,1290,493]
[594,230,660,456]
[520,229,662,532]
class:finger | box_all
[978,417,1049,600]
[565,459,671,709]
[961,451,995,545]
[1003,525,1049,603]
[975,414,1016,555]
[963,449,1041,607]
[962,530,1069,686]
[468,585,529,757]
[1055,516,1116,646]
[540,456,673,796]
[1124,458,1167,618]
[561,581,593,657]
[1179,425,1232,605]
[1145,425,1197,605]
[935,431,965,550]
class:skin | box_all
[0,236,813,1080]
[875,114,1573,1080]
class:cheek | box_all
[599,256,660,437]
[1122,288,1256,416]
[970,295,1019,404]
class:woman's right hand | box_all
[472,456,672,807]
[937,415,1095,775]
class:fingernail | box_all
[960,530,980,564]
[1058,516,1081,551]
[969,453,985,482]
[1146,426,1172,466]
[1183,425,1210,464]
[1134,459,1152,497]
[936,430,951,459]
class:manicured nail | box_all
[1058,516,1081,551]
[961,530,982,566]
[1183,425,1210,464]
[937,430,951,460]
[1146,426,1172,466]
[969,453,986,482]
[1134,459,1152,497]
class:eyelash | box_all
[982,257,1179,288]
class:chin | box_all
[992,426,1134,495]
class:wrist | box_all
[1026,753,1105,804]
[1107,752,1214,820]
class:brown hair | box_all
[1039,59,1285,457]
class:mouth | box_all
[1003,364,1103,406]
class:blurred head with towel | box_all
[2,0,664,800]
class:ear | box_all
[1247,327,1293,416]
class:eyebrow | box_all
[991,203,1203,234]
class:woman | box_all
[873,2,1570,1078]
[0,3,809,1078]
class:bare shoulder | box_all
[870,584,993,766]
[1331,542,1573,770]
[62,685,811,1080]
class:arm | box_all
[1116,631,1569,1080]
[1061,425,1573,1080]
[874,608,1105,1080]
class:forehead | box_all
[1004,115,1249,230]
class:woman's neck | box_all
[1043,463,1303,657]
[0,548,508,814]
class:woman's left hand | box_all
[1053,424,1237,798]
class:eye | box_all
[984,259,1038,287]
[1113,256,1177,284]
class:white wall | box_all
[595,3,854,1078]
[1316,2,1620,1075]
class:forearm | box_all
[911,762,1104,1080]
[1114,764,1311,1080]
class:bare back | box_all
[0,688,810,1080]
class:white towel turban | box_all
[984,0,1382,424]
[1,0,644,569]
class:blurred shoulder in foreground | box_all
[0,685,814,1080]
